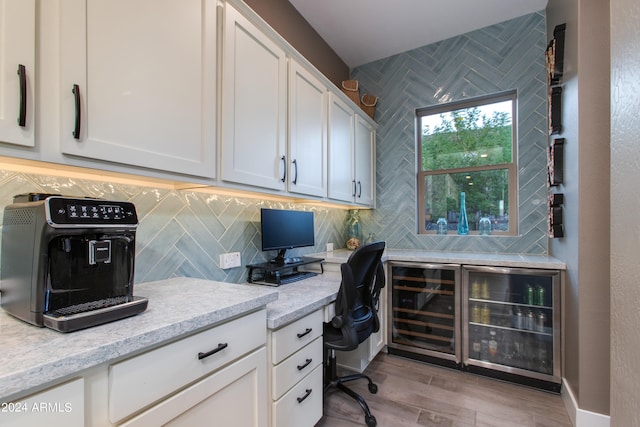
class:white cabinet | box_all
[0,0,35,148]
[109,309,266,424]
[327,94,355,203]
[354,114,375,206]
[328,95,376,207]
[1,378,84,427]
[59,0,217,178]
[120,348,267,427]
[287,60,328,198]
[221,3,287,191]
[268,309,323,427]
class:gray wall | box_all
[244,0,349,87]
[351,12,549,254]
[610,0,640,424]
[547,0,611,418]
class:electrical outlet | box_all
[326,243,334,252]
[220,252,241,269]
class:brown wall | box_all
[243,0,350,87]
[610,0,640,424]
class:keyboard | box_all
[275,271,318,285]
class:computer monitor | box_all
[260,208,314,264]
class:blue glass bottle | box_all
[458,192,469,235]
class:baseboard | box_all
[562,378,610,427]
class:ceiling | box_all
[288,0,548,68]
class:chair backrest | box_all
[332,241,386,349]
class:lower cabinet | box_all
[120,348,267,427]
[109,309,267,424]
[1,378,84,427]
[268,309,324,427]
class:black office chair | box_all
[323,241,386,427]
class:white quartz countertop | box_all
[0,278,278,400]
[0,249,564,401]
[256,271,342,330]
[317,249,566,270]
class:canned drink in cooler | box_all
[536,311,545,332]
[535,285,545,306]
[525,284,534,305]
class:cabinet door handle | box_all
[357,181,362,198]
[352,180,357,197]
[296,388,312,404]
[297,328,312,338]
[297,358,312,371]
[17,64,27,127]
[198,342,228,360]
[280,155,286,182]
[72,84,81,139]
[292,159,298,184]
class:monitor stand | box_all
[270,249,301,265]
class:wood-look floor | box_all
[316,353,572,427]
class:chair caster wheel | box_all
[365,414,377,427]
[368,383,378,394]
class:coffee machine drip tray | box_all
[43,296,149,333]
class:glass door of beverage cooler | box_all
[462,266,561,387]
[388,262,461,365]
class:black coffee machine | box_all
[0,193,148,332]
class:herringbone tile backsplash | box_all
[352,11,549,254]
[0,169,349,284]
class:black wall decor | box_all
[546,24,566,86]
[548,192,564,238]
[548,138,565,186]
[549,87,563,135]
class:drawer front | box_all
[271,309,323,364]
[109,309,266,423]
[271,337,322,400]
[120,348,268,427]
[272,364,323,427]
[1,378,84,427]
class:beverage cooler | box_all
[387,262,461,366]
[463,266,561,391]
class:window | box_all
[416,91,517,235]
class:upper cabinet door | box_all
[0,0,35,147]
[327,94,355,203]
[288,60,327,198]
[60,0,217,178]
[354,114,375,206]
[221,3,287,191]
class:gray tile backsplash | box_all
[352,11,549,254]
[0,170,348,284]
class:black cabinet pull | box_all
[297,388,312,404]
[17,64,27,127]
[72,84,81,139]
[198,343,228,360]
[357,181,362,198]
[352,180,357,197]
[280,155,286,182]
[297,328,312,338]
[292,159,298,184]
[297,358,312,371]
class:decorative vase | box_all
[457,192,469,235]
[345,209,363,250]
[436,217,448,235]
[479,217,491,235]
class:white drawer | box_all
[2,378,84,427]
[271,337,322,400]
[109,309,266,423]
[272,364,323,427]
[271,309,323,364]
